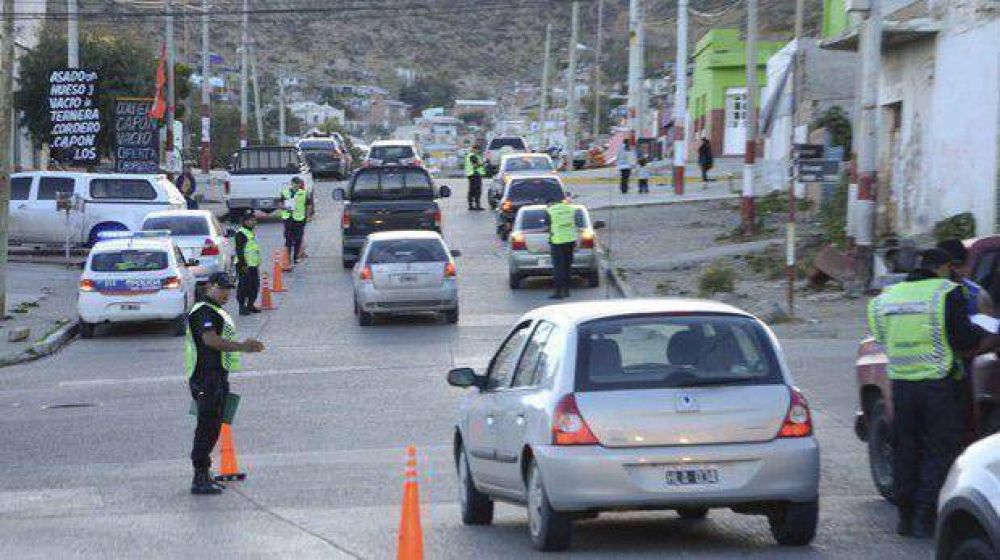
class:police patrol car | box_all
[77,231,198,338]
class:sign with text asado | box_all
[48,69,101,166]
[114,98,159,173]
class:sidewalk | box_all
[572,177,739,212]
[0,263,81,366]
[562,157,745,186]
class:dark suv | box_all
[495,175,567,240]
[335,166,451,268]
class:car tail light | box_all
[579,230,595,249]
[201,239,220,256]
[778,387,813,438]
[444,262,456,278]
[79,279,95,292]
[359,265,372,281]
[161,276,182,290]
[433,210,442,228]
[511,233,527,250]
[224,180,230,195]
[342,207,351,229]
[501,200,513,213]
[552,394,599,445]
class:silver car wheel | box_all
[528,466,543,538]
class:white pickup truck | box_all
[224,146,314,219]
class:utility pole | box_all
[1,0,15,316]
[786,0,806,317]
[166,0,176,178]
[199,0,211,173]
[67,0,79,68]
[278,74,286,145]
[855,0,881,286]
[626,0,643,147]
[539,22,552,149]
[249,43,263,145]
[672,0,688,195]
[239,0,248,148]
[742,0,758,235]
[564,1,580,170]
[592,0,603,140]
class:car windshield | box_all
[351,169,433,200]
[575,314,783,391]
[143,216,210,237]
[489,138,526,150]
[367,239,447,264]
[518,208,587,231]
[504,157,552,173]
[91,250,169,272]
[369,145,415,161]
[299,141,340,151]
[508,179,564,203]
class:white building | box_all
[289,101,345,129]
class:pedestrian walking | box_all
[867,248,1000,538]
[234,211,261,316]
[280,177,308,269]
[186,273,264,495]
[464,145,486,211]
[617,141,635,194]
[176,164,199,209]
[637,157,651,194]
[545,198,579,300]
[698,137,714,183]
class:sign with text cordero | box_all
[114,98,159,173]
[48,69,101,166]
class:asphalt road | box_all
[0,179,933,559]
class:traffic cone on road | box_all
[271,251,286,293]
[396,445,424,560]
[260,272,277,310]
[214,423,247,482]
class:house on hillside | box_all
[289,102,345,129]
[822,0,1000,236]
[453,100,499,121]
[687,29,784,159]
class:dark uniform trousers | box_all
[285,219,306,261]
[891,377,966,511]
[467,175,483,209]
[190,374,229,470]
[550,242,576,291]
[237,266,259,310]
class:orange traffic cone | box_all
[215,423,246,481]
[397,445,424,560]
[260,272,277,310]
[271,251,286,293]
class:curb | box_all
[586,193,739,212]
[599,250,635,299]
[0,320,79,368]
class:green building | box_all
[688,29,783,157]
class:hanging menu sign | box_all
[114,98,159,173]
[48,69,101,166]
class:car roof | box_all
[507,174,563,183]
[371,140,416,147]
[143,209,214,220]
[11,171,166,180]
[525,298,755,325]
[91,237,175,252]
[500,153,550,162]
[517,203,587,214]
[367,230,444,241]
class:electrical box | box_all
[847,0,871,12]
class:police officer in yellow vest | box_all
[186,273,264,495]
[464,145,486,211]
[867,248,999,537]
[280,177,309,268]
[234,210,261,316]
[545,198,578,299]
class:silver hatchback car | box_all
[508,204,604,290]
[352,231,460,326]
[448,299,820,551]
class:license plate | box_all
[665,466,719,486]
[537,257,551,267]
[396,274,419,284]
[259,200,273,209]
[120,304,140,311]
[124,278,160,291]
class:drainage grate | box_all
[42,403,98,410]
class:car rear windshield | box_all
[143,216,210,236]
[575,314,783,392]
[367,239,447,264]
[508,179,564,203]
[518,208,587,230]
[489,138,526,150]
[299,140,340,152]
[90,178,156,200]
[91,250,169,272]
[234,148,301,173]
[351,168,433,200]
[369,145,415,161]
[503,157,553,173]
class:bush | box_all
[820,176,849,248]
[698,263,736,296]
[933,213,976,242]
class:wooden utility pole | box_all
[539,22,552,148]
[278,74,286,145]
[239,0,248,147]
[0,0,15,315]
[592,0,603,140]
[672,0,688,194]
[742,0,758,235]
[786,0,806,317]
[855,0,882,286]
[565,1,580,168]
[199,0,211,172]
[166,0,177,178]
[249,43,263,145]
[67,0,79,68]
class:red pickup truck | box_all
[854,236,1000,501]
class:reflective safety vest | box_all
[867,278,958,381]
[238,226,261,267]
[465,153,485,177]
[281,187,308,222]
[546,202,578,245]
[185,301,241,376]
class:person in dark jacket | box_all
[697,137,714,182]
[176,165,199,209]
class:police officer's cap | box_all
[919,248,953,271]
[291,177,304,185]
[207,272,237,290]
[936,239,968,265]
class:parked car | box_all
[448,299,819,551]
[855,236,1000,502]
[224,146,314,219]
[488,153,557,210]
[8,172,186,247]
[508,204,604,289]
[363,140,423,168]
[936,433,1000,560]
[335,166,451,268]
[484,136,529,176]
[495,175,568,241]
[141,210,234,283]
[77,232,197,338]
[352,231,460,326]
[298,137,351,180]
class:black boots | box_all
[191,469,223,495]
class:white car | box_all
[936,433,1000,559]
[364,140,423,168]
[489,153,557,209]
[8,171,185,247]
[484,136,529,175]
[141,210,235,282]
[224,146,314,218]
[77,232,198,338]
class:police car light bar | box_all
[95,230,171,241]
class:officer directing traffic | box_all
[186,273,264,495]
[280,177,309,269]
[867,248,1000,537]
[234,211,261,316]
[464,145,486,211]
[545,198,578,300]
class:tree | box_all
[263,107,304,144]
[398,76,457,112]
[190,99,240,168]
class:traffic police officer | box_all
[545,198,578,300]
[280,177,309,267]
[234,210,261,316]
[867,248,999,537]
[464,145,486,211]
[186,273,264,495]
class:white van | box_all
[8,172,186,247]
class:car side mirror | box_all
[592,220,607,230]
[450,249,462,258]
[447,367,481,389]
[439,185,451,198]
[333,188,346,201]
